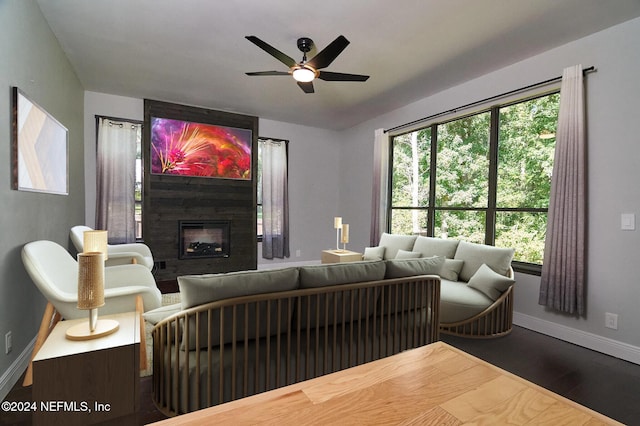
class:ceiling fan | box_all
[245,35,369,93]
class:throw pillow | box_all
[385,256,445,279]
[467,263,515,301]
[454,241,515,282]
[363,246,386,261]
[412,236,460,259]
[395,249,422,259]
[439,258,464,281]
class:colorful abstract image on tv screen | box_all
[151,117,252,180]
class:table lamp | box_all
[65,251,119,340]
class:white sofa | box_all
[367,233,516,338]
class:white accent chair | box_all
[23,240,162,319]
[70,225,155,270]
[21,240,162,385]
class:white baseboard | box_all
[514,312,640,365]
[0,336,36,401]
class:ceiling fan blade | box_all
[306,35,350,70]
[297,81,314,93]
[318,71,370,82]
[246,36,297,68]
[246,71,290,76]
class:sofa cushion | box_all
[440,279,494,323]
[412,236,460,259]
[395,249,421,259]
[179,268,300,309]
[439,259,464,281]
[363,246,385,261]
[298,261,385,328]
[378,233,418,260]
[384,256,444,279]
[299,260,385,289]
[454,241,514,282]
[143,303,182,325]
[178,267,300,350]
[467,263,516,301]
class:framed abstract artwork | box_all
[150,117,252,180]
[12,87,69,195]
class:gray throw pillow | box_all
[363,246,386,261]
[440,259,464,281]
[454,241,514,282]
[385,256,445,279]
[467,263,515,301]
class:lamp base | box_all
[65,319,120,341]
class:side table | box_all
[32,311,140,425]
[321,249,363,264]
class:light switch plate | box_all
[621,213,635,231]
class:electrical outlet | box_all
[296,249,301,257]
[5,331,11,354]
[605,313,618,330]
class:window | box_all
[389,92,560,271]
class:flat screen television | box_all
[150,117,252,180]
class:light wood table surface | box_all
[152,341,621,425]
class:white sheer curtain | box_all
[539,65,586,315]
[96,117,140,244]
[370,128,389,246]
[261,139,289,259]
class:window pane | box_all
[391,129,431,207]
[495,211,547,264]
[390,209,428,235]
[434,210,485,243]
[436,113,490,208]
[497,94,559,208]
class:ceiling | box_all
[36,0,640,130]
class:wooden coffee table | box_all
[151,341,621,425]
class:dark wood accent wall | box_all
[143,99,258,281]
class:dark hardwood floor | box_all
[2,326,639,425]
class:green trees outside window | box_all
[389,92,560,267]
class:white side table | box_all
[321,249,363,264]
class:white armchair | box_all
[22,240,162,319]
[21,240,162,386]
[70,225,155,270]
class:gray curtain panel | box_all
[95,117,139,244]
[261,139,289,259]
[370,128,389,246]
[539,65,586,315]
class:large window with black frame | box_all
[389,92,560,273]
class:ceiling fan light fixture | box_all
[292,66,316,82]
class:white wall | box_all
[82,94,342,267]
[339,17,640,362]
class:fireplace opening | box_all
[179,220,230,259]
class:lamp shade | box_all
[341,224,350,244]
[84,230,108,260]
[334,217,342,229]
[77,252,105,310]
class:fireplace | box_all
[179,220,230,259]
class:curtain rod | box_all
[384,66,596,134]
